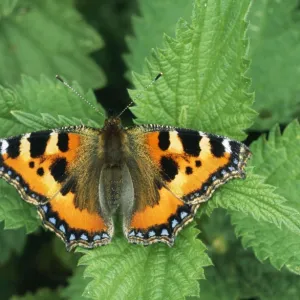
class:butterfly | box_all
[0,113,251,250]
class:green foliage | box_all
[0,75,104,136]
[0,0,105,89]
[60,267,89,300]
[0,180,39,232]
[11,288,63,300]
[230,121,300,273]
[78,226,210,300]
[248,0,300,130]
[129,0,255,140]
[124,0,194,76]
[197,210,300,300]
[0,222,26,264]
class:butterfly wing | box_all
[125,185,199,246]
[142,125,251,203]
[0,127,113,250]
[124,125,250,245]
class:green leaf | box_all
[124,0,194,76]
[78,225,210,300]
[11,288,63,300]
[248,0,300,130]
[53,237,80,271]
[0,75,104,137]
[11,111,100,130]
[0,181,39,233]
[60,267,90,300]
[229,121,300,273]
[0,221,27,264]
[0,0,105,89]
[198,209,300,300]
[129,0,256,140]
[207,169,300,237]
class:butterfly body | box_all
[0,117,251,250]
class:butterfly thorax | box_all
[101,117,125,166]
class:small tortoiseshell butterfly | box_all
[0,76,251,251]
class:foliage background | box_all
[0,0,300,299]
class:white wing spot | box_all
[49,217,56,225]
[148,231,155,237]
[59,224,66,233]
[1,140,9,154]
[136,232,143,238]
[171,219,179,228]
[161,229,169,236]
[69,234,76,241]
[80,234,88,241]
[180,211,188,219]
[128,231,135,237]
[42,205,48,213]
[222,139,232,153]
[93,235,101,241]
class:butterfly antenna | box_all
[56,75,104,117]
[116,72,163,118]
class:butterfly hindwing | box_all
[38,194,113,251]
[0,127,113,249]
[140,124,251,204]
[125,185,198,245]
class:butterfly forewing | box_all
[140,125,251,204]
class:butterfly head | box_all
[103,116,122,132]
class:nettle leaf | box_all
[0,75,105,233]
[0,75,104,136]
[249,0,300,130]
[0,181,39,232]
[60,267,90,300]
[230,121,300,273]
[0,221,27,264]
[207,169,300,236]
[124,0,194,76]
[198,209,300,300]
[78,226,210,300]
[129,0,256,140]
[11,288,63,300]
[0,0,105,89]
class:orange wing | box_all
[38,192,113,251]
[124,125,250,246]
[126,186,198,246]
[143,126,251,204]
[0,127,113,250]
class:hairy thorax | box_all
[71,118,161,220]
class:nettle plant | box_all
[0,0,300,299]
